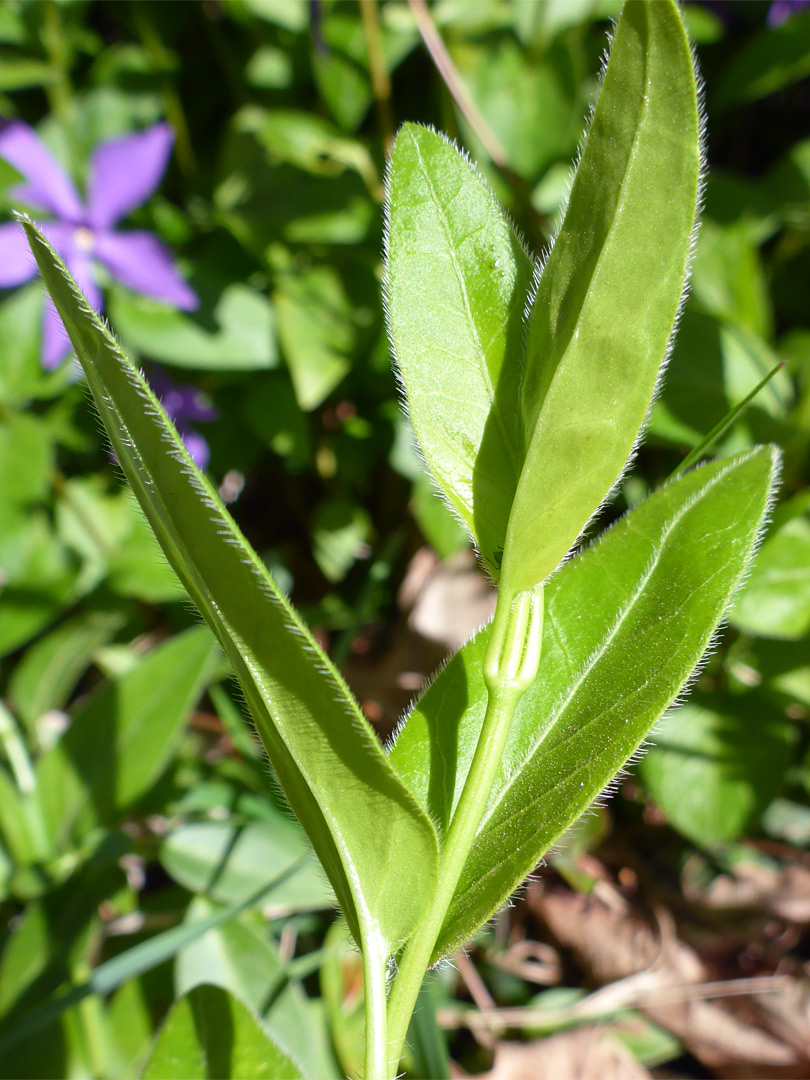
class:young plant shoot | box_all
[20,1,778,1077]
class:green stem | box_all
[0,702,51,860]
[42,0,73,121]
[385,585,544,1077]
[360,0,395,153]
[363,927,390,1080]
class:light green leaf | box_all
[108,283,277,371]
[0,869,298,1057]
[649,310,791,451]
[503,0,701,597]
[386,0,701,593]
[714,9,810,109]
[312,498,372,582]
[639,692,794,848]
[320,918,366,1080]
[0,505,81,658]
[385,123,532,576]
[730,513,810,640]
[142,985,304,1080]
[8,610,124,739]
[274,264,359,411]
[0,285,72,407]
[23,219,439,958]
[161,819,334,912]
[107,980,153,1080]
[752,638,810,708]
[176,899,337,1080]
[449,33,583,181]
[690,220,772,339]
[390,448,778,960]
[35,626,219,846]
[0,412,52,506]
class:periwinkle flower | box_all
[0,120,215,468]
[0,120,198,369]
[148,368,218,471]
[768,0,810,25]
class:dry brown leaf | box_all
[402,548,496,650]
[689,858,810,924]
[481,1028,650,1080]
[527,880,810,1078]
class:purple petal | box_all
[149,368,218,423]
[768,0,810,25]
[178,427,211,471]
[0,120,84,221]
[0,220,37,287]
[38,220,82,259]
[66,248,103,315]
[40,246,103,369]
[94,229,198,310]
[86,124,174,230]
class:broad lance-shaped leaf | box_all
[142,985,304,1080]
[386,0,701,592]
[390,447,778,961]
[35,625,219,848]
[502,0,701,597]
[385,123,532,577]
[22,219,439,958]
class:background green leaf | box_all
[142,984,305,1080]
[35,625,219,848]
[638,692,795,848]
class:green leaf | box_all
[8,611,124,740]
[311,497,372,582]
[385,122,533,577]
[0,412,53,506]
[0,505,80,658]
[390,448,778,960]
[0,48,54,91]
[638,692,794,848]
[22,219,439,959]
[160,819,334,912]
[175,899,336,1080]
[386,0,701,593]
[649,310,791,451]
[0,870,299,1057]
[752,638,810,708]
[502,0,701,597]
[141,985,304,1080]
[730,513,810,640]
[714,10,810,110]
[0,285,72,407]
[690,220,773,338]
[107,980,153,1080]
[449,33,583,181]
[35,626,219,846]
[108,283,277,372]
[274,264,360,411]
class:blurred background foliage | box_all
[0,1,809,1077]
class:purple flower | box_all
[768,0,810,25]
[0,120,198,369]
[148,368,218,471]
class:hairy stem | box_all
[384,585,544,1076]
[363,926,390,1080]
